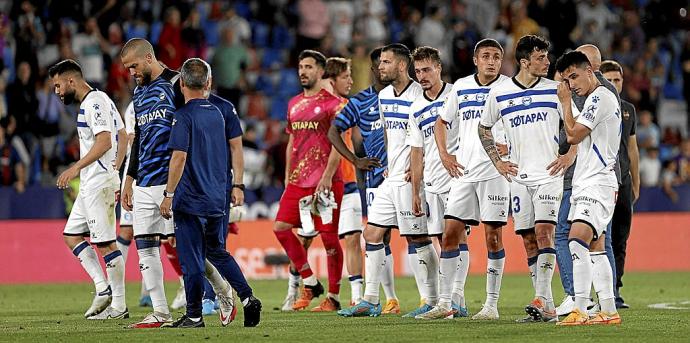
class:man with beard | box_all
[273,50,346,311]
[51,59,129,320]
[119,38,241,328]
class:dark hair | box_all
[370,47,383,64]
[180,58,210,90]
[48,59,83,78]
[324,57,350,79]
[515,35,550,64]
[555,51,592,73]
[382,43,412,68]
[298,50,327,69]
[412,46,442,65]
[474,38,504,56]
[600,60,623,76]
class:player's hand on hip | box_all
[315,177,332,194]
[354,156,382,171]
[496,160,518,182]
[547,153,576,176]
[160,197,173,220]
[496,143,509,157]
[122,183,134,211]
[232,187,244,206]
[557,81,572,104]
[412,194,424,217]
[439,152,464,178]
[56,165,80,189]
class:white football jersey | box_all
[77,90,120,191]
[441,74,509,183]
[406,82,453,193]
[480,77,562,186]
[379,81,423,185]
[572,86,621,190]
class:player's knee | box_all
[63,235,83,249]
[273,221,293,232]
[344,233,361,250]
[119,226,134,240]
[363,225,385,243]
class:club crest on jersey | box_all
[159,92,166,100]
[392,103,399,113]
[314,106,321,114]
[521,96,532,106]
[93,104,100,110]
[476,93,487,102]
[430,106,439,117]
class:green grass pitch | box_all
[1,272,689,342]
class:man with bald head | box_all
[554,44,620,316]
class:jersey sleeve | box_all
[334,97,359,132]
[440,87,458,124]
[125,102,136,135]
[492,119,507,145]
[479,89,500,128]
[405,105,424,148]
[224,102,243,140]
[85,97,113,135]
[113,106,124,132]
[628,103,637,136]
[168,110,191,152]
[576,92,607,131]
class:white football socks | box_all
[349,275,363,304]
[288,268,301,296]
[536,248,556,311]
[382,247,398,301]
[438,249,460,309]
[570,239,592,313]
[104,251,126,311]
[415,242,439,306]
[407,245,427,303]
[485,250,505,308]
[363,243,385,304]
[137,245,169,314]
[73,241,108,293]
[205,259,230,295]
[452,245,470,308]
[591,251,617,314]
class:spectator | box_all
[296,0,330,52]
[0,77,7,120]
[636,110,660,153]
[181,8,207,60]
[218,7,250,46]
[35,75,63,173]
[577,0,616,54]
[661,160,681,202]
[212,27,248,109]
[0,116,26,193]
[14,0,45,74]
[415,5,450,65]
[6,61,38,148]
[510,1,541,49]
[676,139,690,183]
[450,18,481,80]
[639,147,661,187]
[157,7,184,70]
[328,1,354,54]
[680,35,690,133]
[72,18,108,88]
[360,0,387,45]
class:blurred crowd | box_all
[1,0,689,206]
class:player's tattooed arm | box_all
[478,124,501,166]
[479,123,517,181]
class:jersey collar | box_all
[474,73,501,87]
[423,82,448,102]
[511,76,541,90]
[393,79,414,97]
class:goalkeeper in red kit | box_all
[273,50,347,311]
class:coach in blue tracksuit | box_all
[159,58,261,328]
